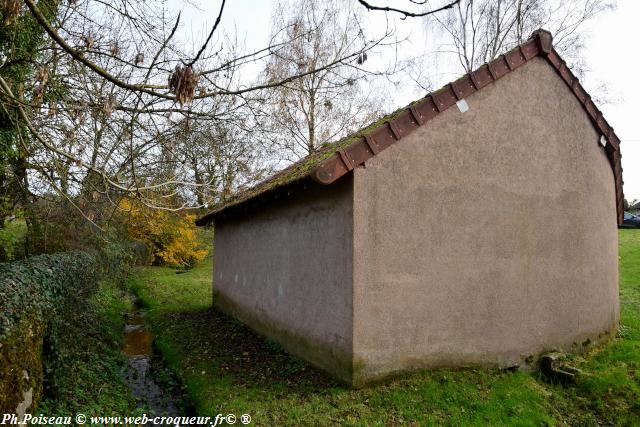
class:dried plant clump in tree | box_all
[109,42,120,57]
[83,33,94,49]
[168,65,199,105]
[47,102,57,117]
[1,0,21,25]
[36,66,49,84]
[32,85,44,105]
[32,66,49,105]
[102,95,116,116]
[0,0,398,218]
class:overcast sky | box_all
[174,0,639,202]
[581,0,640,203]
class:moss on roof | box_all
[196,53,508,224]
[197,97,423,222]
[196,32,545,224]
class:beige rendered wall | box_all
[213,178,354,383]
[352,57,619,384]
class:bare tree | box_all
[169,116,275,207]
[430,0,616,76]
[261,0,389,159]
[0,0,410,218]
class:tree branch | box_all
[24,0,175,100]
[186,0,226,67]
[356,0,461,18]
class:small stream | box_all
[122,297,179,416]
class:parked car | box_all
[621,212,640,228]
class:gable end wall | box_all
[352,57,619,384]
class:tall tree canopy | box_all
[261,0,387,158]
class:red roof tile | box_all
[196,29,624,226]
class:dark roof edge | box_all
[195,175,316,226]
[197,29,624,226]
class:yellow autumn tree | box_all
[118,198,208,267]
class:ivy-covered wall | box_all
[0,246,139,413]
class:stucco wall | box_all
[213,178,354,382]
[352,57,619,384]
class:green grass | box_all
[129,257,213,312]
[131,230,640,426]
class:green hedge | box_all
[0,243,144,413]
[0,251,99,341]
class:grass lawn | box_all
[130,229,640,426]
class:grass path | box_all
[130,230,640,426]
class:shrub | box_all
[14,197,152,263]
[0,215,27,262]
[117,198,208,267]
[23,198,99,255]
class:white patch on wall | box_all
[600,135,607,147]
[456,99,469,113]
[16,371,33,420]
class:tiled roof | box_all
[196,29,624,226]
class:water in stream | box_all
[122,298,179,416]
